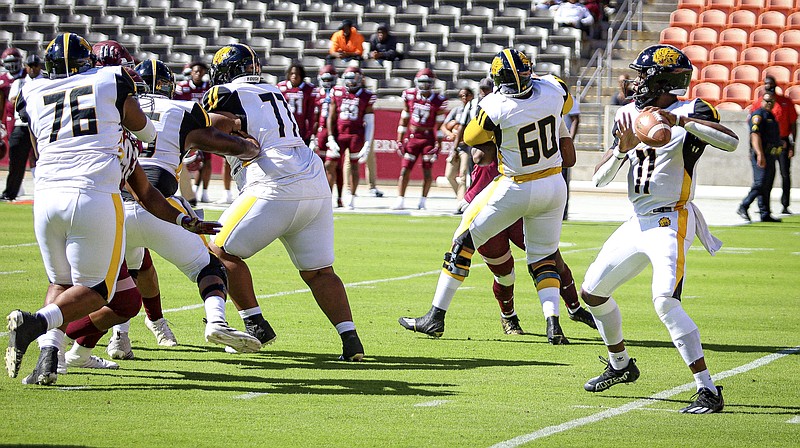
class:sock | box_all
[65,316,101,340]
[608,348,630,370]
[418,197,427,208]
[204,295,227,323]
[226,189,234,201]
[36,328,65,350]
[559,265,581,310]
[493,282,515,316]
[36,303,63,330]
[587,298,624,346]
[76,331,105,349]
[693,369,716,393]
[68,342,93,360]
[142,294,163,321]
[113,320,131,334]
[431,272,462,311]
[335,321,356,334]
[238,306,263,320]
[538,287,560,317]
[394,196,405,208]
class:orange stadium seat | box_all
[719,28,749,53]
[670,9,698,31]
[709,45,739,70]
[779,30,800,51]
[794,68,800,85]
[700,64,731,86]
[692,82,723,104]
[757,11,787,32]
[770,47,800,71]
[699,9,729,33]
[722,82,754,107]
[788,11,800,29]
[708,0,737,15]
[782,86,800,112]
[688,27,718,50]
[660,27,689,47]
[765,0,794,14]
[731,64,762,89]
[749,29,778,52]
[715,101,745,111]
[763,65,792,85]
[678,0,706,14]
[682,45,709,70]
[735,0,766,15]
[741,46,770,72]
[729,9,758,34]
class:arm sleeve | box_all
[463,109,496,147]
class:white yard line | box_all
[414,400,450,407]
[0,242,37,249]
[0,270,24,275]
[787,416,800,424]
[490,346,800,448]
[233,392,269,400]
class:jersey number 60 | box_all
[518,115,558,166]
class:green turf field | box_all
[1,203,799,447]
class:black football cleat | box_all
[501,315,524,335]
[761,215,782,223]
[568,307,598,329]
[546,316,569,345]
[584,356,640,392]
[6,310,48,378]
[243,315,277,345]
[398,306,445,338]
[736,205,751,222]
[21,346,59,386]
[680,386,724,414]
[338,330,364,361]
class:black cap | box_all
[377,22,389,32]
[340,19,353,30]
[25,54,42,66]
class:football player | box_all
[5,33,220,385]
[398,49,572,344]
[392,68,448,210]
[202,44,364,360]
[0,47,24,159]
[278,62,316,145]
[581,44,738,414]
[311,65,345,207]
[326,65,376,209]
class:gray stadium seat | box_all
[361,58,390,80]
[138,0,170,20]
[156,16,189,38]
[170,0,202,21]
[0,30,13,46]
[496,7,528,28]
[93,14,124,36]
[43,0,76,16]
[484,25,516,47]
[165,51,192,71]
[528,7,556,31]
[15,31,45,53]
[235,0,267,23]
[115,33,142,53]
[124,15,157,36]
[516,26,549,48]
[12,0,42,15]
[0,0,12,15]
[303,38,333,59]
[203,0,235,22]
[300,55,325,73]
[252,18,286,40]
[379,77,412,97]
[74,0,106,17]
[471,43,503,64]
[330,3,365,26]
[188,17,221,39]
[395,5,428,27]
[428,5,461,28]
[172,35,207,54]
[28,13,60,35]
[0,12,29,34]
[391,58,426,79]
[460,60,492,81]
[248,36,271,57]
[407,41,437,63]
[364,4,396,26]
[391,23,417,45]
[432,59,460,83]
[438,41,471,64]
[461,6,494,29]
[450,24,482,47]
[263,54,293,77]
[298,2,332,26]
[285,19,319,42]
[267,1,300,24]
[134,50,159,62]
[271,37,305,59]
[220,18,254,41]
[140,33,174,54]
[106,0,138,16]
[516,44,539,62]
[84,31,110,44]
[415,23,449,47]
[60,14,92,35]
[207,36,240,54]
[534,61,562,78]
[359,21,380,36]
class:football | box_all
[633,110,672,147]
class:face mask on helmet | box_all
[415,76,433,93]
[343,71,361,92]
[45,33,96,79]
[210,44,261,86]
[490,49,533,98]
[629,45,692,109]
[2,48,22,74]
[135,59,175,99]
[319,73,336,89]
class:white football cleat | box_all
[65,352,119,370]
[107,331,134,360]
[145,317,178,346]
[205,321,261,353]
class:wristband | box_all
[175,212,187,226]
[612,146,626,159]
[397,125,407,134]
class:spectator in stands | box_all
[1,55,43,202]
[369,23,402,66]
[738,92,783,223]
[611,74,634,106]
[751,76,796,215]
[329,19,365,63]
[551,0,595,35]
[0,48,24,162]
[562,91,580,219]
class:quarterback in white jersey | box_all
[399,49,577,342]
[581,45,738,414]
[201,44,364,361]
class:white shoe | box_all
[65,352,119,370]
[347,195,356,210]
[57,347,67,375]
[145,317,178,346]
[391,198,405,210]
[107,331,134,360]
[204,321,261,353]
[200,192,210,203]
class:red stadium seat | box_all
[678,0,706,14]
[715,101,745,111]
[779,30,800,51]
[719,28,749,53]
[758,11,787,32]
[735,0,766,15]
[691,82,723,104]
[699,9,729,33]
[782,85,800,114]
[709,45,739,70]
[731,64,762,89]
[770,47,800,72]
[688,27,718,50]
[700,64,731,86]
[722,82,754,107]
[749,29,778,53]
[741,46,770,72]
[765,0,794,14]
[660,27,689,47]
[708,0,737,15]
[728,9,758,34]
[763,65,792,85]
[787,11,800,30]
[682,45,710,70]
[670,9,698,32]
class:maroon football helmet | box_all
[92,40,135,68]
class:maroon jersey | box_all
[313,86,334,132]
[401,88,447,129]
[0,71,18,130]
[464,161,500,203]
[331,86,376,135]
[174,79,210,102]
[278,80,316,141]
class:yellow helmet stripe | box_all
[64,33,71,76]
[503,49,519,91]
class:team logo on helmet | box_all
[653,47,681,67]
[213,46,233,66]
[658,217,671,227]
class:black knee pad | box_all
[442,230,475,281]
[198,254,227,298]
[528,253,560,290]
[90,281,110,301]
[128,269,139,281]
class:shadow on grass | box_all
[623,339,798,355]
[604,394,800,415]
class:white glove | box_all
[357,141,371,164]
[308,137,318,152]
[326,136,340,157]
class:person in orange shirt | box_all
[329,19,364,62]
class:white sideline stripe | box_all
[572,405,678,413]
[233,392,269,400]
[59,386,91,391]
[787,416,800,424]
[490,346,800,448]
[414,400,450,407]
[0,242,37,249]
[0,270,24,275]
